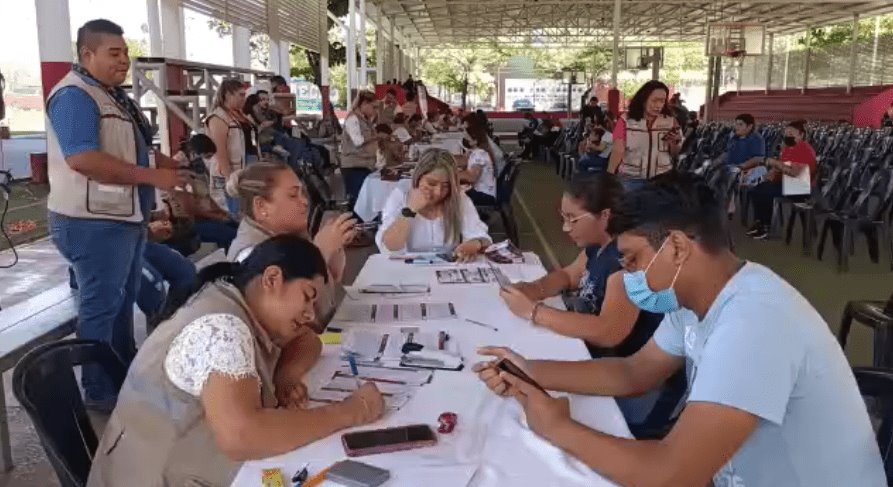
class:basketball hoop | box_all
[724,49,747,59]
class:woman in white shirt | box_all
[458,124,498,206]
[377,149,491,260]
[391,113,413,144]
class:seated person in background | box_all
[423,113,439,135]
[87,237,384,487]
[400,91,418,117]
[377,149,491,260]
[379,88,398,125]
[391,113,413,144]
[407,113,424,141]
[374,124,406,169]
[726,113,766,167]
[474,172,886,487]
[171,134,239,252]
[882,101,893,128]
[576,127,612,174]
[520,119,556,160]
[251,90,323,172]
[458,124,498,206]
[499,174,681,428]
[518,111,539,148]
[744,120,816,240]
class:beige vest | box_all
[46,71,144,222]
[340,113,377,169]
[379,103,397,125]
[87,282,280,487]
[227,218,338,328]
[620,115,676,179]
[205,107,246,175]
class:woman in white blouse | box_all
[88,236,384,487]
[458,124,498,206]
[377,149,492,260]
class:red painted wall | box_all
[853,86,893,128]
[709,86,893,125]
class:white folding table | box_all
[232,254,629,487]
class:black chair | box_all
[852,367,893,484]
[838,291,893,369]
[784,163,848,256]
[12,339,127,487]
[476,156,522,245]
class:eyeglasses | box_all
[560,212,595,227]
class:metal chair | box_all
[852,367,893,484]
[839,291,893,369]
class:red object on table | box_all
[437,412,457,434]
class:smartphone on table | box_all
[342,424,437,457]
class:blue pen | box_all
[347,355,362,389]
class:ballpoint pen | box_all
[464,318,499,332]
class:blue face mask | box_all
[622,238,684,314]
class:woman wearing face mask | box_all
[745,120,816,240]
[608,80,681,191]
[498,174,679,427]
[87,236,384,487]
[341,90,385,208]
[377,149,491,261]
[206,79,248,216]
[458,123,498,206]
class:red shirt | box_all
[780,140,817,184]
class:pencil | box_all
[465,318,499,332]
[301,466,332,487]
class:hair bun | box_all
[225,169,244,197]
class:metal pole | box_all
[651,49,660,80]
[802,26,812,94]
[347,0,356,97]
[871,15,881,85]
[389,18,396,81]
[847,14,860,94]
[375,10,383,84]
[704,56,714,121]
[359,0,367,88]
[146,0,162,56]
[765,33,774,93]
[782,36,790,90]
[611,0,621,87]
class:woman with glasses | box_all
[498,173,679,428]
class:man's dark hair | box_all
[409,113,422,123]
[393,113,407,124]
[270,75,287,86]
[735,113,755,127]
[589,96,599,103]
[374,123,393,134]
[566,173,623,215]
[405,92,416,102]
[256,89,269,97]
[788,120,807,136]
[608,171,729,253]
[626,80,673,121]
[76,19,124,59]
[386,88,397,96]
[188,133,216,155]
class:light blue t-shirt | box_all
[654,263,885,487]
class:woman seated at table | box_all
[458,124,498,206]
[376,148,491,261]
[498,173,681,427]
[226,162,354,321]
[391,113,413,144]
[87,236,384,487]
[374,123,406,169]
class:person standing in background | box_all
[340,90,382,211]
[46,19,187,411]
[380,88,398,125]
[206,79,248,216]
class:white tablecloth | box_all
[353,174,412,222]
[232,254,630,487]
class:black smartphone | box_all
[436,252,457,263]
[342,424,437,457]
[497,358,548,394]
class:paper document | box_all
[782,162,811,196]
[333,303,457,323]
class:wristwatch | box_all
[401,207,417,218]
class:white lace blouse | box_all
[163,313,259,396]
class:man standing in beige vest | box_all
[46,19,186,411]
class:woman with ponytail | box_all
[88,236,384,487]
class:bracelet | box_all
[530,302,545,325]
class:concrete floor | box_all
[0,155,889,486]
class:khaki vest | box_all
[87,282,280,487]
[340,113,377,169]
[227,218,338,328]
[205,107,246,175]
[620,115,676,179]
[379,103,397,125]
[46,71,144,222]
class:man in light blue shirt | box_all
[727,113,765,167]
[473,172,885,486]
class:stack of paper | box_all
[306,365,434,411]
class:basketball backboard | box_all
[706,23,766,57]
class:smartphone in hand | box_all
[496,358,548,394]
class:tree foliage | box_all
[798,14,893,49]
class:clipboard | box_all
[782,162,811,196]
